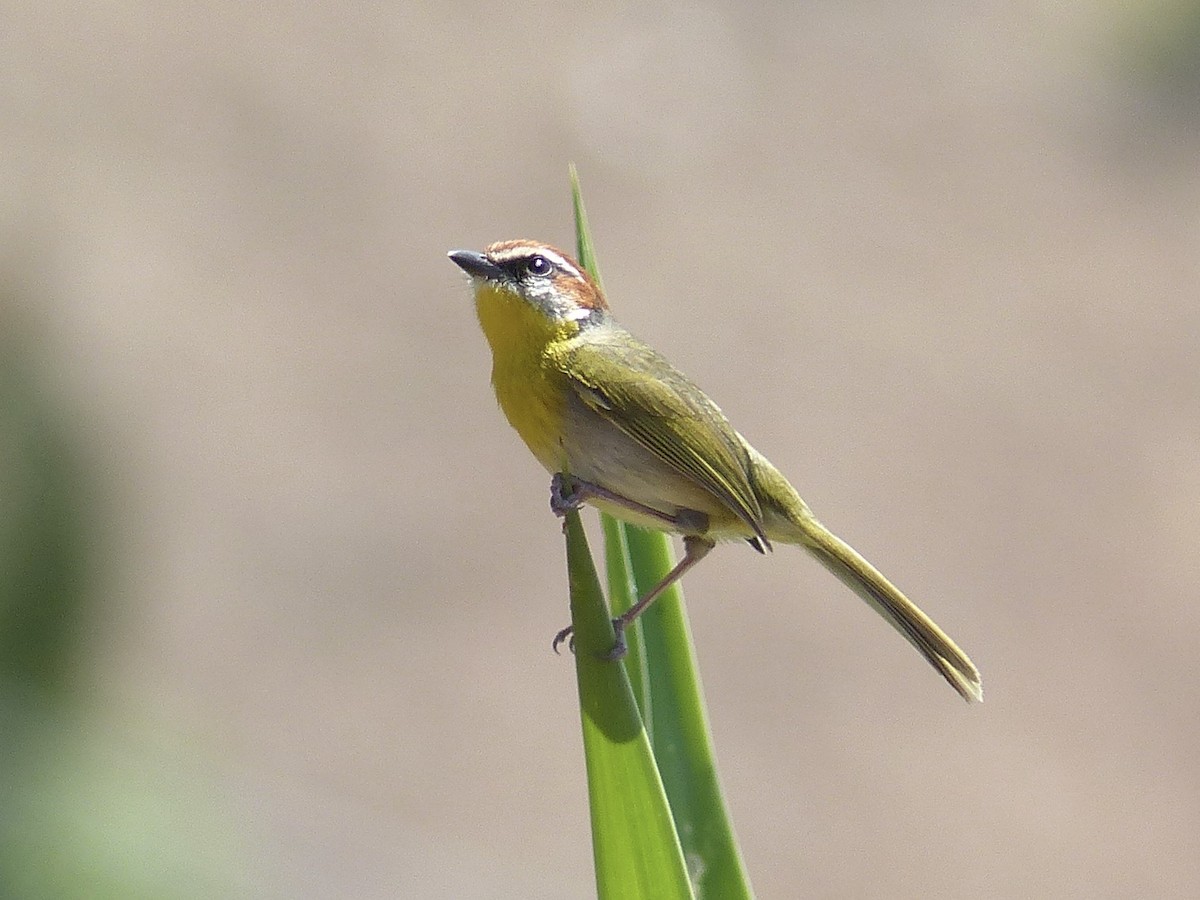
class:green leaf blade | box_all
[564,511,694,900]
[625,526,752,899]
[569,166,754,899]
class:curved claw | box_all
[552,620,629,660]
[552,624,575,655]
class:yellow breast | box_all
[474,283,576,473]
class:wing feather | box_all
[561,333,769,546]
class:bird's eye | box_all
[526,255,552,277]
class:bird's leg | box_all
[550,472,706,532]
[552,532,717,661]
[549,473,714,658]
[604,535,715,659]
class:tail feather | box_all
[799,521,983,702]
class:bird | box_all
[449,239,981,701]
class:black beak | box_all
[448,249,506,281]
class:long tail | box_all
[797,519,983,702]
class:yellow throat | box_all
[473,281,577,473]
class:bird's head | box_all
[449,240,608,325]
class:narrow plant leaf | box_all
[600,515,650,724]
[624,526,753,899]
[565,511,694,900]
[569,164,603,288]
[570,167,754,899]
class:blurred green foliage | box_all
[0,311,92,699]
[1,292,106,896]
[0,295,249,898]
[1122,0,1200,101]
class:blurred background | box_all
[3,1,1199,897]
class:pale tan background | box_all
[3,1,1199,897]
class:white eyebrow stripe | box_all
[490,245,584,280]
[534,248,578,276]
[528,247,583,282]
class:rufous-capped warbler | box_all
[449,240,981,702]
